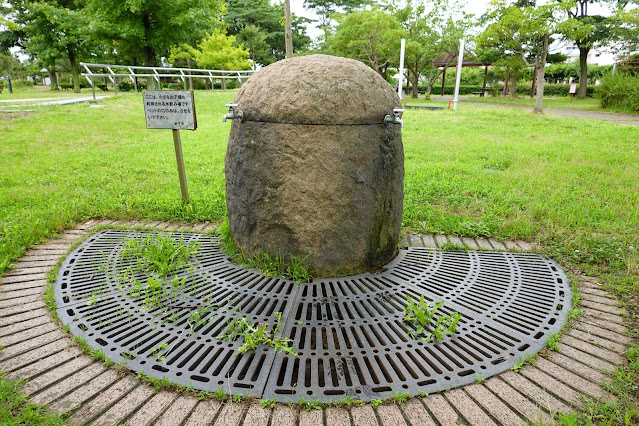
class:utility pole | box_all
[452,39,465,111]
[285,0,293,58]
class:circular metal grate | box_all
[54,229,570,402]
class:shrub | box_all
[597,73,639,112]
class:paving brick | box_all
[123,391,177,425]
[517,367,582,407]
[31,362,106,405]
[558,343,617,373]
[3,265,51,276]
[67,375,138,425]
[1,339,70,373]
[184,400,222,426]
[0,329,65,361]
[488,238,507,250]
[421,234,437,248]
[434,235,448,247]
[0,300,46,318]
[298,408,323,426]
[475,238,493,250]
[0,307,49,327]
[580,294,619,307]
[465,383,523,426]
[579,288,612,299]
[0,293,40,308]
[534,358,611,400]
[21,355,93,394]
[154,395,199,426]
[484,377,549,424]
[500,371,571,416]
[269,405,298,426]
[566,328,625,354]
[7,260,57,269]
[400,399,436,426]
[375,405,407,426]
[242,403,272,426]
[0,322,57,347]
[581,300,624,316]
[0,280,48,293]
[50,369,121,413]
[0,273,47,285]
[461,237,479,250]
[503,240,519,251]
[92,385,154,425]
[445,388,497,425]
[0,314,49,337]
[582,308,623,325]
[562,335,625,364]
[13,255,61,263]
[448,236,464,246]
[325,407,350,426]
[212,402,246,426]
[7,347,81,381]
[515,241,534,251]
[350,405,378,426]
[399,237,409,247]
[548,352,609,384]
[422,394,460,425]
[573,322,632,345]
[580,317,627,335]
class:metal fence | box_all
[80,62,256,99]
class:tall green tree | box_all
[305,0,376,42]
[557,0,614,99]
[83,0,224,70]
[224,0,310,66]
[326,8,404,79]
[192,29,251,71]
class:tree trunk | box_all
[411,70,419,98]
[530,64,537,98]
[144,46,159,89]
[502,68,509,96]
[47,66,58,90]
[441,68,447,96]
[577,46,589,99]
[509,73,517,98]
[533,35,549,114]
[284,0,293,59]
[67,45,80,93]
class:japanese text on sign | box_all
[143,90,197,130]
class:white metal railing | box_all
[80,62,256,99]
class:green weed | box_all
[404,296,461,343]
[260,398,276,409]
[0,372,67,425]
[390,389,410,404]
[213,387,227,402]
[545,332,561,351]
[217,311,297,356]
[371,398,383,406]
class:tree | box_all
[326,8,404,79]
[305,0,376,42]
[389,0,470,98]
[478,1,561,112]
[224,0,311,66]
[193,29,251,71]
[83,0,223,70]
[557,0,614,99]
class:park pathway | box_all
[0,220,631,425]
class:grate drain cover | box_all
[55,229,570,402]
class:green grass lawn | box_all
[0,85,104,101]
[459,95,603,110]
[1,90,638,422]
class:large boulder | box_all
[225,54,404,277]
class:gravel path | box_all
[0,220,630,425]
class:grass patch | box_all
[217,218,311,283]
[0,373,67,425]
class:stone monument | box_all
[224,54,404,277]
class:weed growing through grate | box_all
[213,387,227,402]
[403,296,461,343]
[217,218,312,283]
[296,397,324,410]
[439,241,469,251]
[260,398,276,409]
[390,390,410,404]
[512,353,536,372]
[218,311,297,356]
[121,234,201,277]
[371,399,383,406]
[546,332,561,351]
[474,373,485,383]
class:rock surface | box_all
[225,54,404,277]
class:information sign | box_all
[143,90,197,130]
[569,83,578,94]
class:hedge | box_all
[598,74,639,112]
[419,83,595,97]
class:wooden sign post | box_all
[569,82,577,103]
[143,90,197,203]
